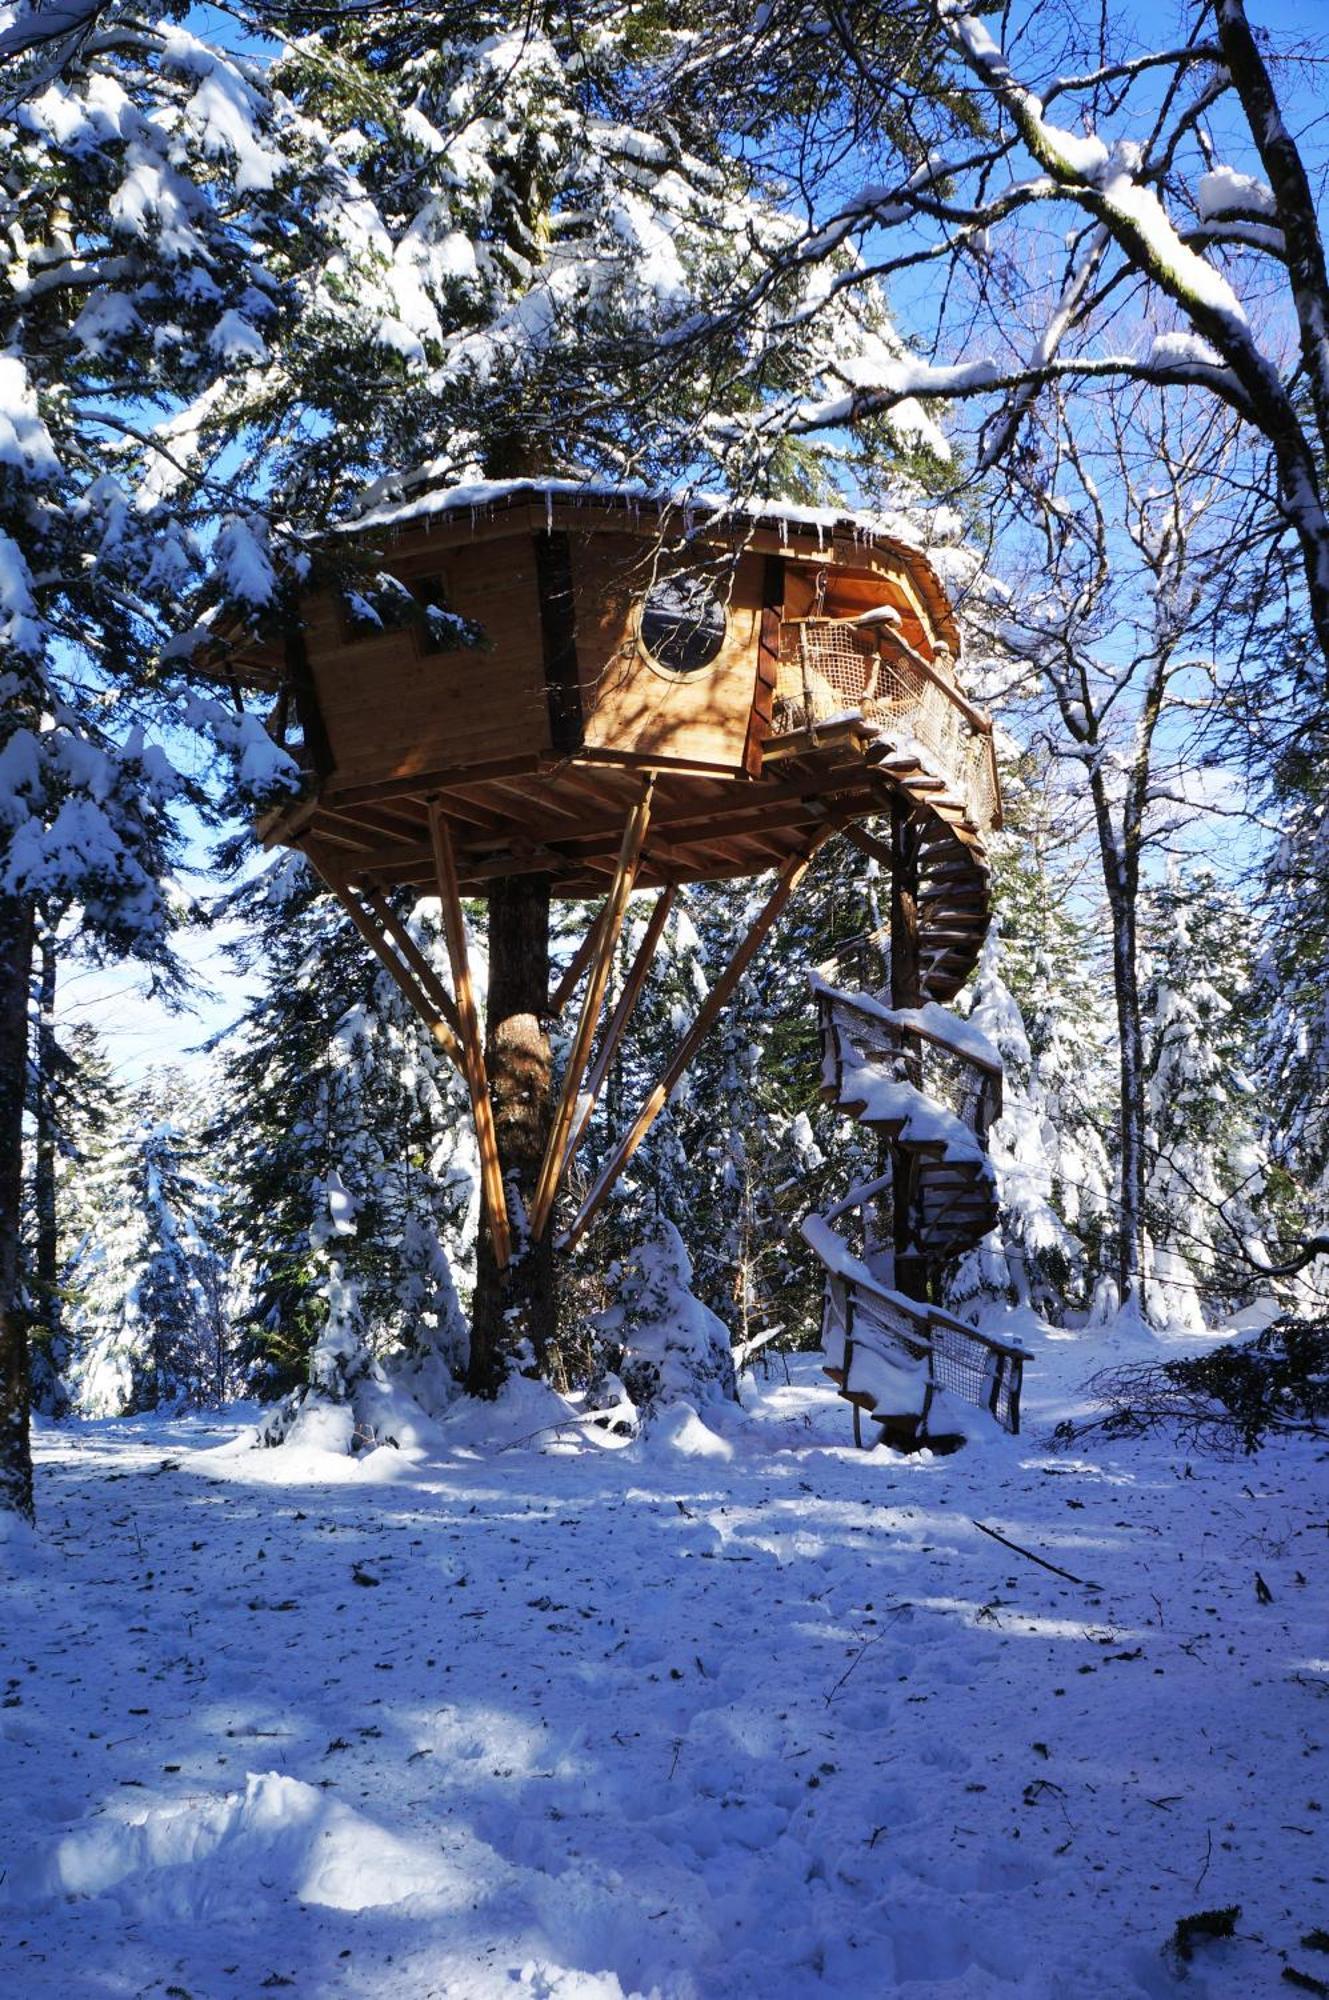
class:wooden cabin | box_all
[219,479,996,899]
[206,478,1008,1393]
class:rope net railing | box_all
[814,984,1001,1146]
[774,617,1000,834]
[814,1253,1025,1437]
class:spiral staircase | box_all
[772,628,1030,1444]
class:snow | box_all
[207,309,269,363]
[838,1054,988,1168]
[342,474,946,591]
[4,1343,1327,1998]
[1197,165,1277,222]
[811,977,1002,1074]
[0,353,59,476]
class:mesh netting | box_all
[776,616,999,832]
[929,1319,1021,1432]
[817,989,998,1144]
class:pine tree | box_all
[949,756,1117,1322]
[592,1217,737,1422]
[1141,866,1270,1330]
[946,928,1081,1321]
[216,857,472,1428]
[66,1077,222,1415]
[0,5,316,1513]
[1258,767,1329,1268]
[22,949,121,1416]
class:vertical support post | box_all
[529,781,653,1240]
[428,801,511,1270]
[890,795,930,1304]
[561,830,830,1252]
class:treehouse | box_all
[213,477,1024,1443]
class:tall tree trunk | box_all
[1088,744,1154,1318]
[467,873,560,1394]
[0,893,36,1520]
[32,929,59,1388]
[1103,863,1148,1311]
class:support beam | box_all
[359,886,462,1042]
[564,884,675,1169]
[307,854,464,1074]
[843,821,895,873]
[547,904,609,1017]
[560,829,832,1253]
[428,801,512,1270]
[528,781,654,1241]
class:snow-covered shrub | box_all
[592,1220,737,1422]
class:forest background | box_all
[5,0,1329,1514]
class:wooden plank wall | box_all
[574,533,763,774]
[304,538,551,787]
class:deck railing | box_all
[775,616,1001,834]
[812,979,1003,1145]
[811,1226,1026,1438]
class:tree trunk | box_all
[1105,869,1148,1312]
[32,930,59,1385]
[0,893,35,1521]
[467,873,560,1394]
[890,799,929,1304]
[1087,759,1151,1319]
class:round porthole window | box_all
[638,575,727,675]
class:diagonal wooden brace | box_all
[563,884,675,1170]
[427,800,512,1270]
[560,828,832,1253]
[306,852,464,1075]
[360,886,462,1042]
[528,780,654,1242]
[546,902,609,1018]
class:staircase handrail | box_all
[802,1214,1031,1365]
[812,977,1004,1140]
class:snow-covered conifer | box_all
[1141,866,1270,1329]
[592,1218,737,1423]
[217,857,473,1426]
[66,1076,222,1415]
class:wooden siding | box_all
[304,538,551,787]
[572,533,764,775]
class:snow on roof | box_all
[343,470,950,580]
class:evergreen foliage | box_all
[24,1010,121,1415]
[1141,866,1270,1329]
[66,1074,222,1415]
[215,857,472,1404]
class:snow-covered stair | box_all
[793,718,1027,1444]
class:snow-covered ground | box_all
[3,1327,1327,1999]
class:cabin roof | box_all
[340,474,961,653]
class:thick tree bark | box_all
[32,930,59,1378]
[0,893,36,1520]
[466,874,559,1395]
